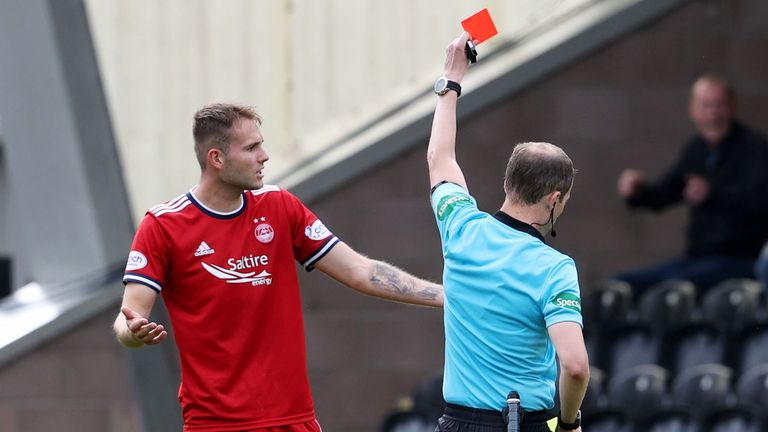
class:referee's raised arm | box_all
[427,32,472,191]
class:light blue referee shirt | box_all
[431,182,583,412]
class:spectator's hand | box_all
[443,32,473,83]
[122,306,167,345]
[617,169,645,198]
[556,427,581,432]
[684,175,710,206]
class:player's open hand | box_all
[122,306,167,345]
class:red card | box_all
[461,8,498,44]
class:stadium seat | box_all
[582,279,634,328]
[735,363,768,411]
[735,323,768,374]
[701,407,765,432]
[670,363,733,418]
[700,279,762,333]
[607,364,669,422]
[665,323,727,377]
[584,327,601,367]
[582,366,606,415]
[410,373,444,424]
[583,408,635,432]
[380,373,443,432]
[381,411,435,432]
[601,323,662,376]
[644,408,700,432]
[638,279,697,332]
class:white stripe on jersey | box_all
[124,274,162,292]
[250,185,280,196]
[149,193,187,214]
[153,198,192,217]
[150,196,189,215]
[303,237,340,270]
[149,185,279,218]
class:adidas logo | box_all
[194,241,215,257]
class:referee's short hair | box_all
[504,142,575,205]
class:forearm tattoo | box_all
[370,262,441,301]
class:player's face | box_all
[221,119,269,190]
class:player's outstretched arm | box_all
[314,242,443,307]
[427,32,472,190]
[113,283,167,347]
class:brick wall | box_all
[0,309,140,431]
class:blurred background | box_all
[1,0,767,431]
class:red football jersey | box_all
[123,185,339,431]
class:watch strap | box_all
[445,80,462,97]
[557,410,581,430]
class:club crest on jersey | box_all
[254,223,275,244]
[126,251,147,271]
[305,219,331,241]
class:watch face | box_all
[434,77,448,94]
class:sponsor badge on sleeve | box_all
[305,220,332,241]
[126,251,148,271]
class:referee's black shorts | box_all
[435,403,554,432]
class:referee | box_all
[427,33,589,432]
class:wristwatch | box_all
[434,76,461,97]
[557,410,581,430]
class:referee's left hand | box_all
[443,32,473,83]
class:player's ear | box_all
[208,148,225,169]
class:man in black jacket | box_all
[615,74,768,295]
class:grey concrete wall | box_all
[0,0,133,287]
[1,1,767,431]
[83,0,598,222]
[0,143,30,292]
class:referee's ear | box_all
[547,191,562,209]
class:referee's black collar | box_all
[493,210,546,243]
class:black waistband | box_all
[444,403,555,425]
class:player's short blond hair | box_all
[192,103,262,170]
